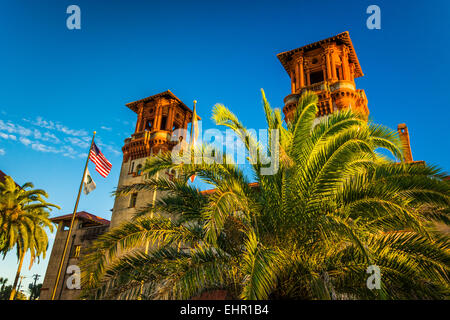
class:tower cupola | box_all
[122,90,200,161]
[277,32,369,121]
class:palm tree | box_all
[0,277,8,300]
[0,176,59,300]
[81,90,449,299]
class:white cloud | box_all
[65,137,89,149]
[25,116,88,137]
[3,115,120,160]
[0,120,19,134]
[96,140,121,157]
[31,142,59,153]
[18,139,83,159]
[19,137,32,146]
[55,123,88,137]
[0,119,32,137]
[33,129,42,139]
[33,116,55,130]
[60,145,79,159]
[0,132,17,140]
[0,148,5,156]
[43,132,60,144]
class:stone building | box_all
[277,31,417,163]
[39,91,199,300]
[110,90,199,228]
[41,31,421,299]
[278,31,369,122]
[39,211,109,300]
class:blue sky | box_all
[1,0,449,294]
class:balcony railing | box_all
[300,81,329,93]
[298,80,355,95]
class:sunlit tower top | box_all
[277,31,369,122]
[122,90,200,161]
[111,90,200,228]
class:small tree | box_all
[0,176,59,300]
[28,282,42,300]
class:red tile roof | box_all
[0,170,7,183]
[125,90,201,120]
[50,211,110,226]
[0,170,19,187]
[277,31,364,78]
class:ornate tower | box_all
[110,90,198,228]
[277,31,369,122]
[397,123,415,163]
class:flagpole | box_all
[190,100,197,142]
[189,101,197,182]
[51,131,96,300]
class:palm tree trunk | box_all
[9,253,25,300]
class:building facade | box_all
[39,212,109,300]
[110,90,198,228]
[277,32,415,163]
[278,32,369,122]
[41,32,419,299]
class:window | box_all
[145,120,153,131]
[136,164,142,176]
[129,193,138,208]
[309,71,324,84]
[160,116,167,130]
[75,245,81,257]
[130,161,135,174]
[70,245,81,258]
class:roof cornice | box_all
[276,31,364,78]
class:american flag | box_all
[89,142,112,178]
